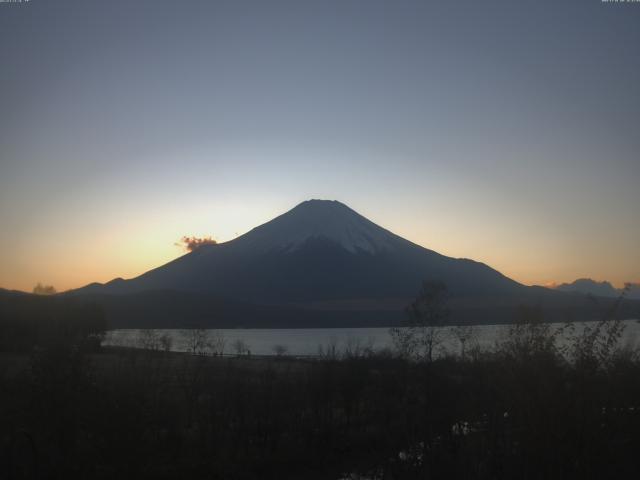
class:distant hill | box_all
[0,288,29,298]
[68,288,638,329]
[65,200,640,327]
[554,278,640,300]
[0,289,106,351]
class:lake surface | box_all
[103,319,640,357]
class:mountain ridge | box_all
[553,278,640,300]
[64,200,640,327]
[70,199,523,302]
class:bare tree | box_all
[344,336,376,358]
[344,336,363,359]
[452,325,475,360]
[32,283,56,295]
[138,329,160,351]
[317,336,339,360]
[390,281,449,362]
[159,332,173,352]
[182,328,211,355]
[232,338,248,356]
[272,344,288,357]
[569,283,630,371]
[210,330,226,356]
[498,305,563,360]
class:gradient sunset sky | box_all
[1,0,639,293]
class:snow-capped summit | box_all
[231,200,404,254]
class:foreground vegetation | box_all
[1,289,639,479]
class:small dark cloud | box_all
[175,236,217,252]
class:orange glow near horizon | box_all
[1,199,637,293]
[2,1,638,297]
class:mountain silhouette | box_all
[554,279,619,298]
[74,200,522,301]
[552,278,640,300]
[68,200,639,327]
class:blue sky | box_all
[1,0,638,291]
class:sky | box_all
[1,0,639,292]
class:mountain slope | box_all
[73,200,523,303]
[66,200,640,327]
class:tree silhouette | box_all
[32,283,56,295]
[390,281,449,362]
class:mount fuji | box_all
[74,200,522,299]
[69,200,636,327]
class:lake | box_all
[103,319,640,357]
